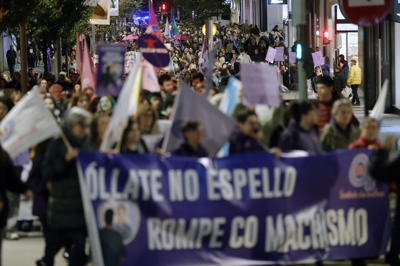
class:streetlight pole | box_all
[206,19,213,49]
[19,22,28,94]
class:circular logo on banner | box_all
[348,153,376,192]
[138,34,170,67]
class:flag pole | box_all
[59,129,73,150]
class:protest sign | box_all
[289,52,296,63]
[138,34,170,67]
[90,0,110,25]
[312,51,324,67]
[96,44,125,96]
[265,47,277,63]
[241,64,280,107]
[275,47,285,61]
[78,150,390,266]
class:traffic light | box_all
[323,31,330,45]
[295,42,303,61]
[162,4,166,11]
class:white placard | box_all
[348,0,385,7]
[84,0,97,6]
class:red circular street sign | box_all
[340,0,391,27]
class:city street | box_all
[1,236,389,265]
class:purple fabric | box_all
[278,120,323,154]
[47,48,52,73]
[228,127,265,155]
[13,150,29,166]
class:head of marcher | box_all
[121,120,142,147]
[192,72,204,90]
[237,110,260,139]
[332,99,353,130]
[136,104,158,134]
[158,74,174,93]
[58,72,67,83]
[71,92,90,111]
[105,209,114,228]
[181,119,204,149]
[290,100,319,131]
[0,96,13,122]
[360,117,379,142]
[148,92,162,111]
[49,84,63,101]
[65,107,93,140]
[315,76,334,102]
[90,113,110,150]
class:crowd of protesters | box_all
[0,19,399,266]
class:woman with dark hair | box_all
[43,96,62,123]
[119,120,149,154]
[9,71,22,91]
[0,96,14,122]
[90,113,110,150]
[278,100,323,153]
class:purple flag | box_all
[241,64,280,107]
[265,47,277,63]
[199,37,208,75]
[162,82,236,156]
[47,48,52,73]
[275,47,284,61]
[289,52,296,63]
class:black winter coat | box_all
[0,148,29,229]
[42,126,91,230]
[333,72,346,96]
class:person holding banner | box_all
[136,104,159,135]
[119,120,149,154]
[278,100,323,153]
[172,119,208,158]
[90,113,110,150]
[229,109,281,157]
[42,108,93,266]
[320,99,360,151]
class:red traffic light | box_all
[323,31,330,45]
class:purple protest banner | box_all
[312,51,324,67]
[289,52,296,63]
[241,64,280,107]
[96,44,126,96]
[138,34,170,67]
[275,47,284,61]
[265,47,277,63]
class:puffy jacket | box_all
[347,65,362,85]
[42,126,91,230]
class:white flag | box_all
[162,83,237,156]
[0,89,60,159]
[370,79,389,122]
[142,59,160,92]
[164,17,170,38]
[100,61,142,151]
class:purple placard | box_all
[241,64,280,107]
[138,34,170,67]
[275,47,284,61]
[265,47,277,63]
[289,52,296,63]
[96,44,126,96]
[312,51,324,67]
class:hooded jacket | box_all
[278,120,323,154]
[229,127,265,155]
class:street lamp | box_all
[202,23,217,36]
